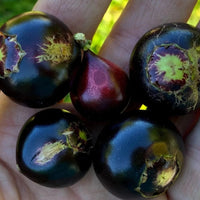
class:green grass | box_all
[0,0,36,26]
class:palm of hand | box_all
[0,0,200,200]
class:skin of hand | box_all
[0,0,200,200]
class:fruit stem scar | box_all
[147,44,190,91]
[0,32,26,78]
[146,42,200,112]
[36,35,72,65]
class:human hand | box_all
[0,0,200,199]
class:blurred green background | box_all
[0,0,37,25]
[0,0,200,53]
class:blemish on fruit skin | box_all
[0,32,26,78]
[147,44,190,92]
[135,141,183,198]
[146,41,200,112]
[130,23,200,114]
[36,35,72,65]
[34,141,67,166]
[135,156,180,198]
[155,165,177,188]
[33,122,89,166]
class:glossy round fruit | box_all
[0,11,82,108]
[16,108,92,187]
[129,23,200,114]
[93,111,184,199]
[70,50,130,120]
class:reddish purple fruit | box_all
[70,51,130,120]
[129,23,200,114]
[0,11,82,108]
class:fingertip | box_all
[33,0,111,38]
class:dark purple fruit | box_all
[70,50,130,120]
[16,108,92,187]
[129,23,200,114]
[0,11,82,108]
[93,111,184,199]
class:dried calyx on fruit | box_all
[129,23,200,114]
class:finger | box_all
[99,0,198,72]
[33,0,112,38]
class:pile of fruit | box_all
[1,11,200,199]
